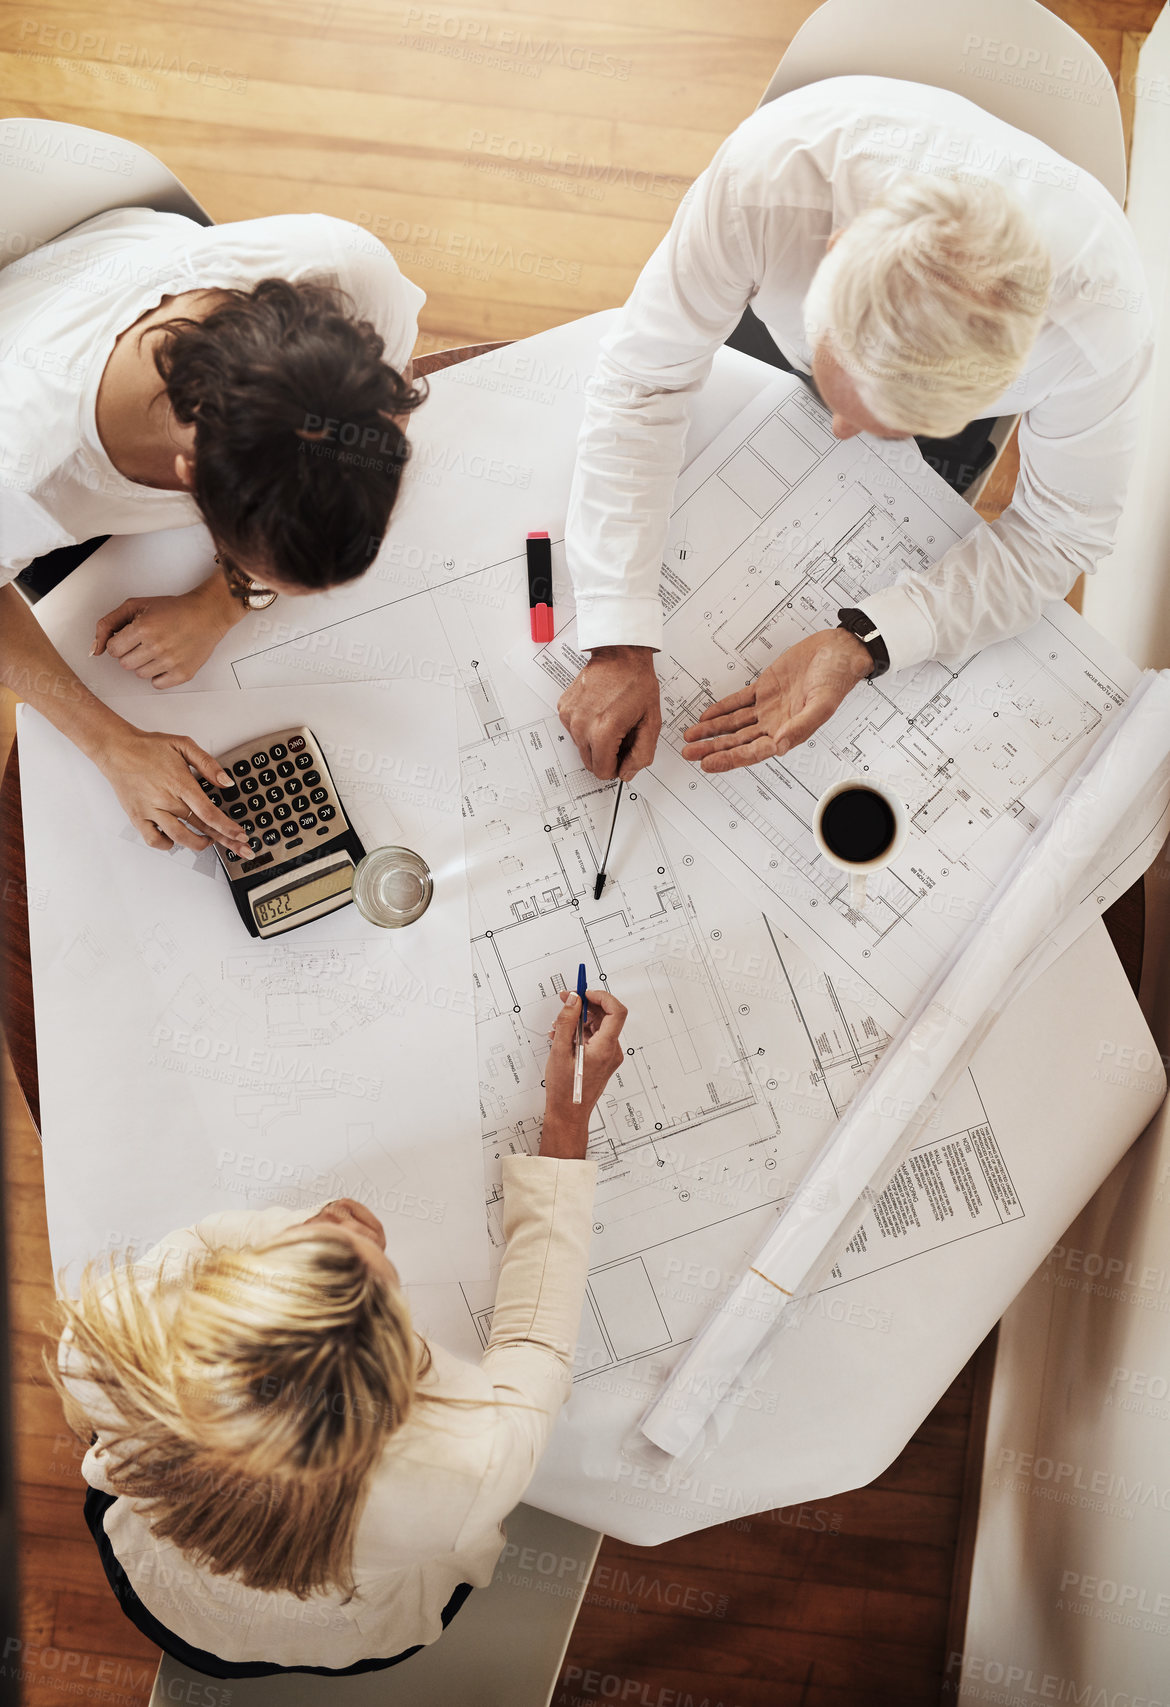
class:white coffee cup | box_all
[812,778,909,911]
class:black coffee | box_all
[820,787,897,864]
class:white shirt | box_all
[63,1155,597,1669]
[566,76,1153,673]
[0,208,425,581]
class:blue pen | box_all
[572,963,588,1105]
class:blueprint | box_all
[515,376,1157,1017]
[215,527,1035,1378]
[453,697,1030,1379]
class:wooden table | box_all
[0,336,1148,1703]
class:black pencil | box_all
[593,781,624,900]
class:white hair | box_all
[802,173,1051,437]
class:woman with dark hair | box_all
[0,208,425,852]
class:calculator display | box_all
[253,864,354,928]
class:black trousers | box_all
[15,534,110,602]
[84,1486,473,1680]
[725,307,997,495]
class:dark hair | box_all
[150,277,426,589]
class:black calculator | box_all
[198,726,366,938]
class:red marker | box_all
[527,531,554,643]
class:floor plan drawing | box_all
[214,368,1156,1384]
[515,376,1143,1016]
[455,702,1028,1381]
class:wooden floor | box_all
[0,1,1161,1701]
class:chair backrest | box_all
[0,118,212,272]
[148,1503,603,1707]
[760,0,1126,203]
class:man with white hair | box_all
[556,75,1152,780]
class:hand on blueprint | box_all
[681,630,873,772]
[98,724,252,854]
[558,647,662,781]
[92,575,246,690]
[540,989,627,1158]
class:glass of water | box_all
[351,847,433,928]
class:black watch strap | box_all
[836,607,890,679]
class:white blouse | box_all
[565,75,1154,674]
[0,207,425,580]
[63,1155,597,1668]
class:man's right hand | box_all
[558,645,661,781]
[97,725,253,854]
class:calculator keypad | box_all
[211,728,350,889]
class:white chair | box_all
[0,117,211,274]
[147,1503,603,1707]
[759,0,1127,503]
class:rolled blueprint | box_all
[639,669,1170,1458]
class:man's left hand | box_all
[681,628,873,772]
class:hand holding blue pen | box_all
[572,962,588,1105]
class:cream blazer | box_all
[66,1155,597,1667]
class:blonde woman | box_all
[54,988,625,1679]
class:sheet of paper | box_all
[399,918,1167,1543]
[19,680,486,1286]
[24,323,1167,1543]
[637,670,1170,1457]
[513,376,1165,1020]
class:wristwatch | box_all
[836,607,889,679]
[216,554,279,611]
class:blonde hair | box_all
[52,1230,425,1600]
[803,173,1051,437]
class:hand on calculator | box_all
[98,724,252,854]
